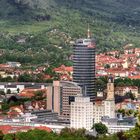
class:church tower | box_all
[106,76,114,100]
[104,76,115,118]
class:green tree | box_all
[116,131,127,140]
[117,109,125,117]
[93,123,108,135]
[44,67,54,75]
[3,133,15,140]
[0,130,4,140]
[17,88,20,93]
[32,91,45,100]
[104,64,110,69]
[7,89,11,94]
[124,126,140,140]
[18,73,34,82]
[126,91,135,100]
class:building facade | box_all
[93,101,105,123]
[93,77,115,123]
[73,38,96,101]
[115,86,138,97]
[101,117,136,134]
[47,81,82,120]
[70,97,93,130]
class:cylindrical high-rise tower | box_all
[73,38,96,101]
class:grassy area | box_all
[0,20,53,34]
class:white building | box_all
[7,62,21,68]
[104,100,115,118]
[21,113,37,122]
[106,124,134,134]
[70,97,93,130]
[0,83,48,94]
[101,117,136,134]
[93,102,105,123]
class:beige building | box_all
[93,77,115,123]
[115,86,138,98]
[47,81,82,119]
[70,97,93,130]
[47,81,61,114]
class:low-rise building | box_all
[115,86,138,97]
[7,62,21,68]
[101,116,136,134]
[0,82,48,94]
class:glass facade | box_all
[73,39,96,101]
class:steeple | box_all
[106,75,114,100]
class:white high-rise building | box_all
[70,97,93,130]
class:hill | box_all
[1,0,140,25]
[0,0,140,66]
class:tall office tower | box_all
[73,34,96,101]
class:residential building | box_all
[115,86,138,98]
[0,82,48,94]
[116,99,140,111]
[53,65,73,80]
[70,96,93,130]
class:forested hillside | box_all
[0,0,140,66]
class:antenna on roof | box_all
[87,23,91,39]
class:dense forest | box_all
[0,0,140,66]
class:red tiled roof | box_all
[128,75,140,79]
[64,67,73,72]
[54,65,73,72]
[96,66,104,70]
[19,88,46,98]
[0,125,12,134]
[0,125,52,134]
[106,68,127,73]
[0,64,11,68]
[122,54,136,58]
[19,93,34,98]
[96,74,107,77]
[44,74,51,79]
[115,86,138,90]
[96,55,124,64]
[10,106,23,110]
[35,126,52,132]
